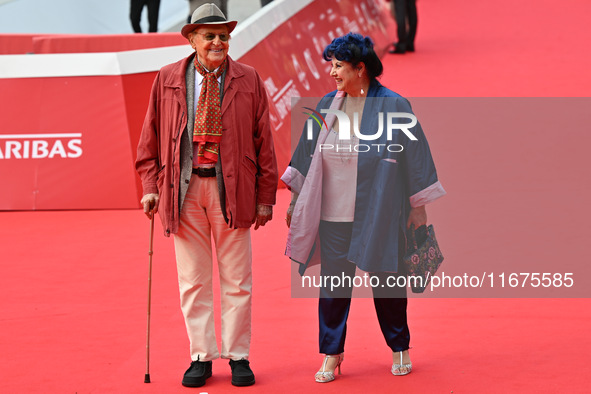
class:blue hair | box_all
[322,33,383,79]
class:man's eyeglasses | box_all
[197,33,230,42]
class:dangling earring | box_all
[360,88,365,95]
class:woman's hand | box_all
[407,205,427,229]
[286,203,294,227]
[286,192,299,228]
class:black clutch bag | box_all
[403,224,444,293]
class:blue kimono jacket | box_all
[282,80,445,274]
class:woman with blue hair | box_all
[281,33,445,382]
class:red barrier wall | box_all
[32,33,187,54]
[0,33,187,54]
[0,75,138,209]
[0,34,39,54]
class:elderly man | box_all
[135,3,277,388]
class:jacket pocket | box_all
[242,155,257,178]
[240,155,257,217]
[156,165,166,192]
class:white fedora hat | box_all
[181,3,238,38]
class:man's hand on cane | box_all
[141,193,160,219]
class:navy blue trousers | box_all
[318,221,410,355]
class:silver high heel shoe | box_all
[315,353,344,383]
[391,350,412,376]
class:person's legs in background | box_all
[130,0,145,33]
[188,0,199,23]
[219,0,228,17]
[406,0,418,52]
[390,0,418,53]
[146,0,161,33]
[390,0,408,53]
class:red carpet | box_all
[1,0,590,392]
[1,203,590,393]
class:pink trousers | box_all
[174,175,252,361]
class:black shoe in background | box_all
[388,46,406,54]
[229,359,255,387]
[182,360,212,387]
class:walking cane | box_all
[144,213,155,383]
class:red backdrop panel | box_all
[0,76,138,210]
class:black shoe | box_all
[406,44,415,52]
[229,359,255,387]
[389,46,406,54]
[182,360,212,387]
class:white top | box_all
[320,129,359,221]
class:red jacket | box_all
[136,54,278,236]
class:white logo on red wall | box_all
[0,134,82,159]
